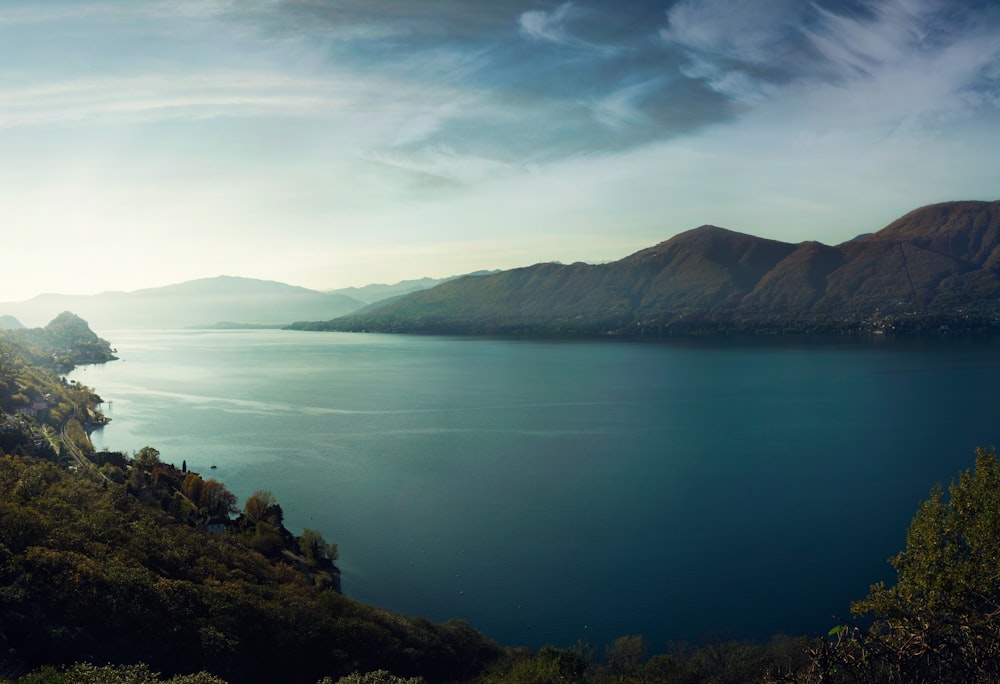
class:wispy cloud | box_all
[0,0,233,26]
[662,0,1000,128]
[805,0,943,78]
[0,72,355,128]
[365,146,517,187]
[662,0,807,66]
[587,79,664,129]
[799,0,1000,135]
[519,2,579,46]
[518,1,622,56]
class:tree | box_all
[811,447,1000,683]
[326,671,424,684]
[135,446,161,466]
[199,478,237,519]
[0,344,16,383]
[249,521,283,557]
[243,489,283,526]
[181,472,204,504]
[605,635,646,679]
[300,527,338,566]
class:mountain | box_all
[0,276,364,330]
[327,271,500,304]
[1,311,117,370]
[291,201,1000,337]
[0,315,23,330]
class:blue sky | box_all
[2,0,999,300]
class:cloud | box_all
[662,0,807,66]
[519,2,578,45]
[796,1,1000,135]
[0,72,356,129]
[659,0,815,102]
[587,79,663,128]
[0,0,234,26]
[518,1,622,56]
[661,0,1000,129]
[240,0,519,43]
[364,146,517,187]
[805,0,943,79]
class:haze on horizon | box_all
[2,0,1000,303]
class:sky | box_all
[2,0,1000,301]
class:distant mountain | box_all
[327,271,499,304]
[0,276,364,330]
[0,315,23,330]
[291,201,1000,337]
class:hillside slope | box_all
[293,201,1000,336]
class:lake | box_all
[69,329,1000,652]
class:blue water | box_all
[70,330,1000,651]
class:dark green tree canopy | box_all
[811,447,1000,683]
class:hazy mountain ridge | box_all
[327,272,497,304]
[0,274,493,330]
[292,201,1000,336]
[0,315,23,330]
[0,276,362,329]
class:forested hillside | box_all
[293,201,1000,337]
[0,453,501,683]
[2,311,117,370]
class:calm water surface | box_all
[70,330,1000,651]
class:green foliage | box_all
[181,472,204,503]
[605,635,645,678]
[135,447,160,466]
[495,645,588,683]
[197,479,237,518]
[248,521,283,557]
[241,489,281,526]
[0,453,501,683]
[2,312,117,371]
[804,447,1000,683]
[480,635,810,684]
[300,528,338,566]
[0,336,105,464]
[8,662,230,683]
[327,672,424,684]
[63,419,91,456]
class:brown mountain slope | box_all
[292,200,1000,336]
[618,226,798,313]
[817,201,1000,315]
[741,241,846,311]
[876,200,1000,262]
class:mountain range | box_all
[5,201,998,335]
[0,275,464,330]
[291,200,1000,337]
[327,272,497,304]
